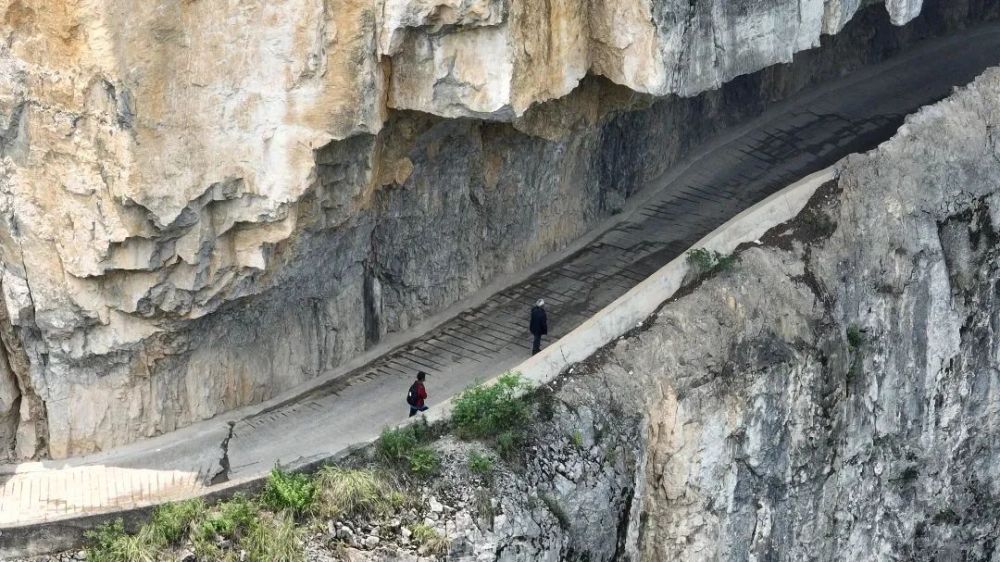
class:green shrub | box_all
[313,467,401,519]
[85,519,159,562]
[715,253,737,271]
[410,523,449,556]
[408,447,441,477]
[243,512,304,562]
[378,425,420,464]
[148,499,205,545]
[686,248,716,270]
[468,451,494,475]
[452,372,532,439]
[686,248,737,273]
[217,494,259,535]
[570,430,584,448]
[847,324,864,349]
[262,466,316,514]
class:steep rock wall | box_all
[593,67,1000,560]
[10,62,1000,562]
[331,64,1000,562]
[0,0,993,460]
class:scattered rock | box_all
[428,497,444,513]
[337,527,354,541]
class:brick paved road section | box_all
[0,465,204,526]
[2,24,1000,530]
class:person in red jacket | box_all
[407,371,429,417]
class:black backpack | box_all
[406,382,418,406]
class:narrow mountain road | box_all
[3,22,1000,537]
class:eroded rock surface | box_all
[342,64,1000,562]
[593,67,1000,560]
[0,0,993,460]
[13,65,1000,559]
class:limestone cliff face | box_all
[0,0,971,460]
[599,67,1000,560]
[333,66,1000,562]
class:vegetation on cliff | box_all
[83,374,541,562]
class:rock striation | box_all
[0,0,988,460]
[595,67,1000,560]
[13,63,1000,562]
[333,64,1000,562]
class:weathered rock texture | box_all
[586,67,1000,560]
[0,0,993,460]
[323,389,644,562]
[13,67,1000,558]
[336,65,1000,562]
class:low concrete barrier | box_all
[424,165,837,417]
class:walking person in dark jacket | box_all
[530,299,548,355]
[407,371,429,417]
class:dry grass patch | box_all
[410,523,450,556]
[313,466,405,519]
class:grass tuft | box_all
[243,512,305,562]
[410,523,450,556]
[147,498,205,545]
[467,451,494,475]
[210,494,258,536]
[377,424,441,476]
[378,425,420,464]
[85,520,158,562]
[313,467,402,519]
[84,489,309,562]
[604,448,619,466]
[192,495,261,561]
[407,447,441,477]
